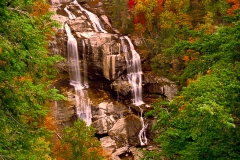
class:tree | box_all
[0,0,65,159]
[103,0,134,34]
[145,9,240,159]
[53,120,106,160]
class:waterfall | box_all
[64,0,147,144]
[65,23,92,126]
[120,36,147,145]
[120,36,144,106]
[72,0,107,33]
[65,23,83,90]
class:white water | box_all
[65,23,83,90]
[65,23,92,126]
[64,6,76,20]
[120,36,147,145]
[138,107,148,145]
[120,36,144,106]
[72,0,107,33]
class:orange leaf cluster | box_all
[0,60,6,65]
[43,113,57,131]
[183,55,189,62]
[227,0,240,16]
[14,76,32,82]
[31,1,50,17]
[188,37,195,43]
[134,13,146,25]
[178,103,186,111]
[52,141,72,160]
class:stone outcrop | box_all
[143,72,178,100]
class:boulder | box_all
[109,114,142,147]
[68,17,93,32]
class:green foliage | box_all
[145,10,240,160]
[56,120,105,160]
[0,0,65,159]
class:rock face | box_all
[109,115,142,147]
[143,72,178,100]
[91,102,130,134]
[49,0,178,159]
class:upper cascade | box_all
[65,23,83,90]
[71,0,108,33]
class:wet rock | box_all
[109,114,142,147]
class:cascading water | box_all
[65,23,83,90]
[121,36,147,145]
[65,23,92,126]
[120,36,144,106]
[64,0,147,144]
[72,0,107,33]
[138,107,148,145]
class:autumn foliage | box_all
[52,120,106,160]
[227,0,240,15]
[128,0,134,10]
[31,0,50,17]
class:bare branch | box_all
[55,132,62,140]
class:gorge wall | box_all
[49,0,178,159]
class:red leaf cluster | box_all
[128,0,135,10]
[134,13,146,24]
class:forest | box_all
[0,0,239,159]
